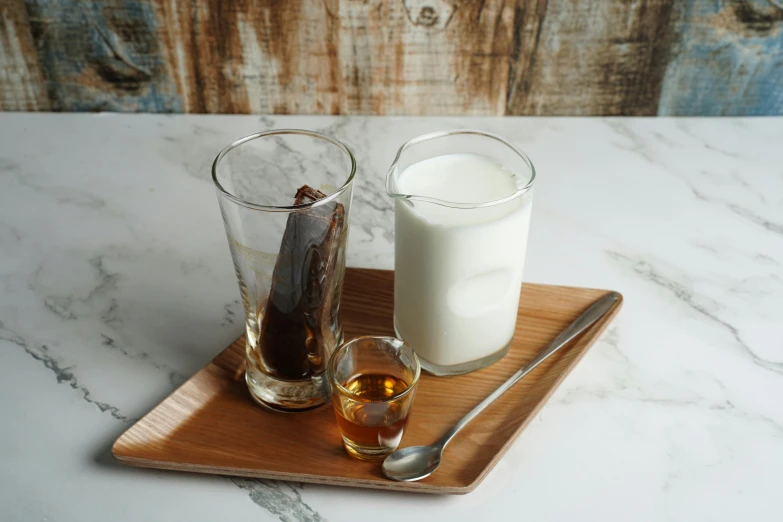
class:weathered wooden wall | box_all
[1,0,781,115]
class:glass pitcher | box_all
[386,130,535,376]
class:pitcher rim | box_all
[385,129,536,209]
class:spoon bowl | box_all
[382,445,443,482]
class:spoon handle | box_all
[437,291,621,449]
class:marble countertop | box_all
[1,114,781,522]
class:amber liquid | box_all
[334,373,411,460]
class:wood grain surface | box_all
[1,0,781,115]
[112,268,622,494]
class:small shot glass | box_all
[327,336,420,460]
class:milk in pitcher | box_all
[389,142,535,376]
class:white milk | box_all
[394,153,533,372]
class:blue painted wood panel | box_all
[24,0,182,112]
[658,0,783,116]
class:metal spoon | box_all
[382,291,621,482]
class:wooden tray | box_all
[113,268,622,494]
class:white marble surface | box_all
[1,114,781,522]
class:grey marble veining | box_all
[0,114,781,522]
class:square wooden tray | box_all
[113,268,622,494]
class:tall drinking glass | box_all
[386,130,535,376]
[212,130,355,412]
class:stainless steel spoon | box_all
[382,291,621,482]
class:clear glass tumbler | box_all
[386,130,535,376]
[327,336,420,460]
[212,130,355,412]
